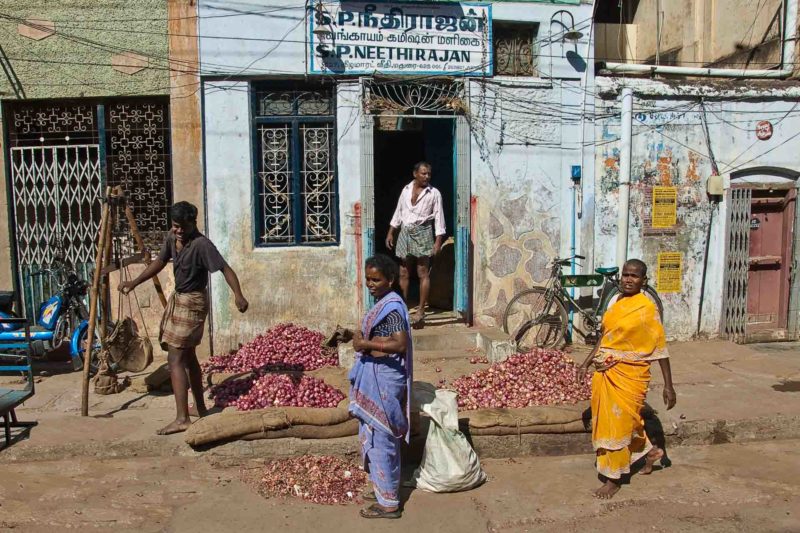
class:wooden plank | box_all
[124,206,167,308]
[100,253,145,275]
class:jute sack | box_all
[184,406,352,446]
[240,418,359,440]
[462,401,589,430]
[468,419,588,436]
[105,317,153,373]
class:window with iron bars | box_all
[252,83,338,246]
[493,22,539,76]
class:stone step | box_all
[338,326,516,367]
[414,348,483,361]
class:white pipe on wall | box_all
[616,87,633,269]
[606,0,799,79]
[604,63,791,78]
[783,0,798,69]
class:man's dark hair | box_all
[171,201,198,224]
[365,254,399,283]
[625,258,648,277]
[413,161,432,173]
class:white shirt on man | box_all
[389,182,447,236]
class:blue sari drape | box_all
[348,291,413,507]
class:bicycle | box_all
[502,255,664,351]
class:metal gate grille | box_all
[10,145,102,317]
[722,188,752,342]
[106,100,171,253]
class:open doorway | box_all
[373,118,456,312]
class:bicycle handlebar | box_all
[552,254,585,266]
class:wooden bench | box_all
[0,317,37,447]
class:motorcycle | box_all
[0,254,101,373]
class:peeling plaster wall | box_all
[202,81,362,353]
[595,77,800,340]
[469,77,596,327]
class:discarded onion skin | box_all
[203,323,338,374]
[245,455,369,505]
[452,349,591,410]
[210,373,345,411]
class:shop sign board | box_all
[308,1,493,76]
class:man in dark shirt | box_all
[120,202,248,435]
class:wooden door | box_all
[746,188,796,334]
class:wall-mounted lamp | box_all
[313,3,334,55]
[550,10,584,43]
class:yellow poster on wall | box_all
[656,252,682,293]
[652,186,678,228]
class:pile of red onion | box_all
[452,349,591,410]
[203,323,338,373]
[248,455,368,505]
[210,373,345,411]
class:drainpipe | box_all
[605,0,798,78]
[616,87,633,268]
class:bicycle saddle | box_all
[595,266,619,276]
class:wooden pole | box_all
[81,190,112,417]
[124,205,167,308]
[99,202,114,341]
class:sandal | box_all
[359,504,402,519]
[362,490,377,502]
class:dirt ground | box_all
[2,439,799,532]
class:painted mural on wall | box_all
[468,82,565,327]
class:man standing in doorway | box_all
[120,201,248,435]
[385,161,446,328]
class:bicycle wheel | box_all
[600,285,664,320]
[503,287,569,351]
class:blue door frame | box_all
[360,115,471,317]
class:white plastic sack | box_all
[411,385,487,493]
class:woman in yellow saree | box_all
[578,259,677,499]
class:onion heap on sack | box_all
[453,349,591,410]
[210,373,345,411]
[202,323,338,373]
[246,455,369,505]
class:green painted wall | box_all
[0,0,169,100]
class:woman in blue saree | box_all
[350,254,413,520]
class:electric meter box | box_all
[707,174,724,196]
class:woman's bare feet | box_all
[156,418,191,435]
[594,479,621,499]
[640,447,664,475]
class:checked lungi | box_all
[395,220,434,259]
[159,291,208,351]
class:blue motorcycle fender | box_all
[70,320,90,360]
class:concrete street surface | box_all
[1,440,799,532]
[1,338,799,532]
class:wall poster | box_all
[656,252,682,293]
[651,186,678,228]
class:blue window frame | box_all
[251,83,338,246]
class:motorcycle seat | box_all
[0,291,14,314]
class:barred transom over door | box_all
[10,145,103,317]
[722,188,752,342]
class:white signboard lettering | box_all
[309,1,493,76]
